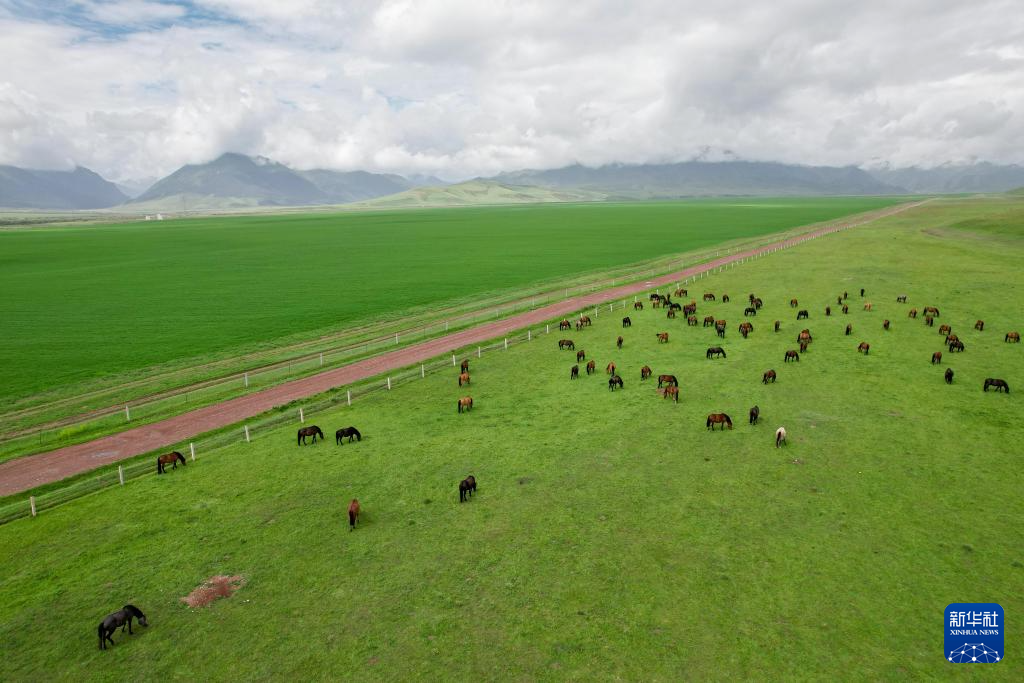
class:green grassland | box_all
[0,197,898,410]
[0,196,1020,680]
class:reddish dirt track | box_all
[0,202,921,496]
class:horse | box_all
[797,329,812,343]
[608,375,624,391]
[666,309,676,319]
[749,405,759,425]
[860,288,865,297]
[1005,332,1020,343]
[739,322,752,338]
[908,308,918,318]
[857,342,870,354]
[616,336,624,349]
[297,426,324,445]
[576,320,585,331]
[825,306,831,316]
[945,368,954,384]
[716,325,726,339]
[843,291,849,300]
[676,288,688,297]
[931,351,942,365]
[845,324,852,336]
[841,304,849,314]
[336,427,361,444]
[634,301,644,311]
[461,359,470,373]
[703,293,716,302]
[656,332,669,343]
[558,319,571,331]
[790,298,798,308]
[753,297,763,309]
[683,303,697,315]
[924,315,934,327]
[799,341,809,353]
[660,386,679,402]
[784,350,800,362]
[458,372,471,386]
[883,319,890,330]
[923,306,940,317]
[706,413,732,430]
[558,339,575,350]
[622,316,632,328]
[975,320,984,331]
[775,427,787,447]
[657,374,678,387]
[652,298,662,309]
[156,451,186,474]
[457,397,473,413]
[897,295,907,303]
[577,350,586,363]
[459,475,477,502]
[703,315,715,327]
[763,369,777,384]
[722,294,730,303]
[948,340,964,353]
[744,307,757,317]
[797,309,809,320]
[836,296,842,306]
[348,499,360,530]
[938,324,951,336]
[774,320,781,332]
[579,315,593,327]
[984,378,1009,393]
[98,605,147,650]
[669,302,682,311]
[687,315,698,326]
[570,365,579,379]
[586,360,596,375]
[650,293,661,302]
[706,346,726,359]
[606,362,616,375]
[863,302,873,311]
[641,365,653,380]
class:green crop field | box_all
[0,197,898,409]
[0,196,1020,680]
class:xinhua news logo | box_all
[945,603,1003,663]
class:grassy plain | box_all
[0,197,897,409]
[0,196,1020,680]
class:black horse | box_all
[749,405,760,425]
[984,378,1009,393]
[459,475,477,502]
[297,426,324,445]
[945,368,954,384]
[608,375,624,391]
[336,427,362,444]
[706,346,726,359]
[98,605,147,650]
[622,316,632,328]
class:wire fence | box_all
[0,201,920,526]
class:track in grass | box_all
[0,196,1020,679]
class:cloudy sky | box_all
[1,0,1022,183]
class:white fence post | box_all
[244,372,249,388]
[452,354,456,366]
[30,496,36,517]
[125,404,131,421]
[395,333,399,345]
[477,346,481,358]
[504,338,508,350]
[244,425,251,442]
[421,364,425,378]
[387,377,392,390]
[118,465,125,485]
[190,442,196,461]
[320,353,324,366]
[347,390,352,406]
[528,330,532,341]
[299,407,305,423]
[546,323,550,333]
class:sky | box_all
[0,0,1022,184]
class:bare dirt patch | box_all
[181,575,246,608]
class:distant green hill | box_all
[0,165,127,209]
[352,180,608,208]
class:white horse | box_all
[775,427,787,448]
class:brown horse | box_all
[706,346,726,359]
[841,304,849,314]
[558,339,574,350]
[975,320,984,331]
[948,340,964,353]
[931,351,942,364]
[576,320,585,331]
[784,350,799,362]
[798,329,812,343]
[790,298,798,308]
[846,323,852,335]
[863,302,873,311]
[558,319,571,331]
[858,342,870,354]
[683,303,697,315]
[579,315,593,327]
[687,315,698,326]
[458,372,471,386]
[641,365,653,380]
[457,397,473,413]
[657,332,669,343]
[156,451,186,474]
[461,359,470,373]
[459,475,477,502]
[617,336,624,349]
[606,362,616,375]
[348,499,360,530]
[570,365,579,379]
[744,307,757,317]
[657,374,678,387]
[939,324,951,336]
[739,322,752,338]
[586,360,596,375]
[703,293,716,301]
[799,341,809,353]
[706,413,733,430]
[634,301,644,310]
[984,378,1009,393]
[1005,332,1020,343]
[336,427,362,444]
[923,306,940,317]
[703,315,715,327]
[659,386,679,402]
[924,316,934,327]
[774,320,781,332]
[666,309,676,319]
[577,350,586,362]
[622,316,632,328]
[883,320,890,330]
[836,295,842,305]
[608,375,624,391]
[908,308,917,318]
[946,334,959,344]
[763,369,776,384]
[676,288,689,297]
[749,405,759,425]
[825,306,831,316]
[297,426,324,445]
[945,368,954,384]
[897,294,907,303]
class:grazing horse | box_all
[931,351,942,365]
[749,405,759,425]
[459,475,477,502]
[908,308,918,318]
[775,427,787,447]
[457,397,474,413]
[570,365,579,380]
[579,315,592,327]
[461,359,470,373]
[577,350,586,363]
[558,339,575,350]
[836,296,843,305]
[798,329,812,343]
[641,365,653,380]
[606,362,616,375]
[336,427,362,444]
[975,320,984,331]
[156,451,186,474]
[716,323,726,339]
[744,307,757,317]
[784,350,800,362]
[938,324,951,336]
[666,309,676,319]
[576,320,586,331]
[984,378,1010,393]
[945,368,954,384]
[924,316,934,327]
[774,320,781,332]
[622,316,632,328]
[883,319,890,330]
[897,295,907,303]
[617,336,624,349]
[703,315,715,327]
[753,297,763,309]
[656,332,669,343]
[703,293,716,301]
[946,333,958,344]
[683,303,697,315]
[706,413,733,430]
[790,298,798,308]
[660,386,679,402]
[348,499,360,529]
[863,302,873,311]
[652,298,662,309]
[98,605,147,650]
[687,315,698,326]
[923,306,940,317]
[608,375,624,391]
[843,291,849,300]
[1005,332,1020,343]
[825,306,831,316]
[676,288,689,297]
[739,322,753,338]
[845,324,853,336]
[634,301,644,310]
[841,304,849,314]
[763,369,777,384]
[948,339,965,353]
[722,294,730,303]
[559,319,571,331]
[669,302,682,311]
[860,288,865,297]
[706,346,726,359]
[658,374,678,387]
[799,341,809,353]
[586,360,596,375]
[458,372,471,386]
[297,426,324,445]
[797,309,809,320]
[857,342,870,354]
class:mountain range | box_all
[3,154,1024,211]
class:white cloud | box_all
[0,0,1023,183]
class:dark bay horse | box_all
[559,319,571,331]
[858,342,870,354]
[945,368,954,384]
[975,320,984,331]
[348,499,360,530]
[586,360,596,375]
[98,605,147,650]
[617,336,624,349]
[297,426,324,445]
[660,386,679,402]
[608,375,623,391]
[570,365,579,379]
[657,374,678,387]
[845,324,852,335]
[883,319,890,330]
[457,397,474,413]
[606,362,616,375]
[641,365,652,380]
[706,346,726,359]
[634,301,644,310]
[931,351,942,364]
[749,405,759,425]
[156,451,186,474]
[656,332,669,343]
[577,349,586,363]
[461,359,470,373]
[1006,332,1020,343]
[622,316,632,328]
[558,339,575,350]
[336,427,361,444]
[797,309,809,320]
[763,369,776,384]
[459,475,477,502]
[784,350,799,362]
[706,413,732,430]
[983,378,1009,393]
